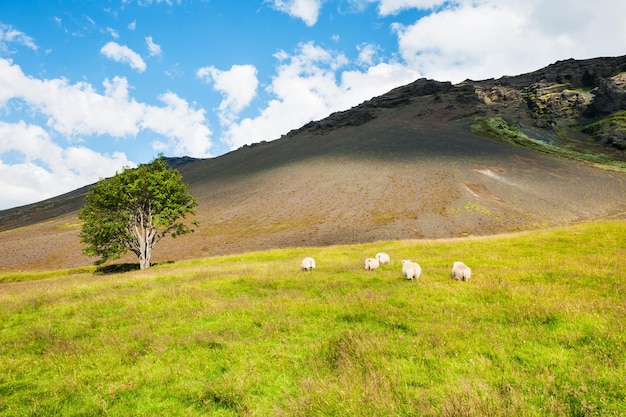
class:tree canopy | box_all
[78,156,198,269]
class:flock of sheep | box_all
[300,253,471,282]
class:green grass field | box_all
[1,220,625,416]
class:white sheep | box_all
[451,261,471,281]
[402,260,422,281]
[401,259,412,276]
[375,252,390,265]
[301,257,316,271]
[364,257,380,271]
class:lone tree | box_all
[79,156,198,270]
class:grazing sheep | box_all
[301,257,316,271]
[376,252,390,265]
[401,260,412,276]
[451,261,471,281]
[365,257,380,271]
[402,260,422,281]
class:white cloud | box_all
[526,0,626,57]
[142,92,213,157]
[100,41,147,72]
[165,63,183,78]
[221,42,417,149]
[125,0,183,5]
[0,55,213,207]
[356,42,381,66]
[128,20,136,30]
[0,121,133,209]
[106,27,120,39]
[0,64,145,137]
[0,57,213,162]
[376,0,445,15]
[0,23,38,53]
[197,64,259,124]
[269,0,323,26]
[391,0,626,83]
[145,36,162,57]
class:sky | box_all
[0,0,625,210]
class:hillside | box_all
[1,56,626,271]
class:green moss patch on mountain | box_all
[471,116,626,171]
[582,110,626,150]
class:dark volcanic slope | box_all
[1,56,626,271]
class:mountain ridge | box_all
[1,55,626,271]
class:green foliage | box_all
[472,116,626,172]
[1,220,625,416]
[471,116,531,145]
[582,110,626,136]
[78,156,197,269]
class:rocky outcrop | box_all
[286,56,626,154]
[286,79,456,137]
[469,56,626,154]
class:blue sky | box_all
[1,0,625,210]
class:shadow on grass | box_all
[95,263,139,274]
[94,261,174,275]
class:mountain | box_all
[1,56,626,271]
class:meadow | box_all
[1,220,625,416]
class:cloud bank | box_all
[0,57,212,208]
[0,59,211,153]
[0,120,133,209]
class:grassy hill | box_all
[1,220,625,416]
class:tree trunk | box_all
[138,225,156,270]
[139,257,150,270]
[130,206,157,270]
[133,226,154,270]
